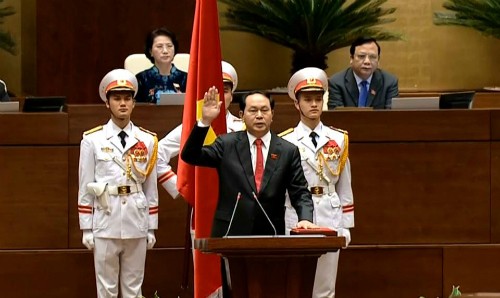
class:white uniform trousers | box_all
[313,251,339,298]
[94,237,147,298]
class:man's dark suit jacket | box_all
[328,68,398,109]
[181,125,314,237]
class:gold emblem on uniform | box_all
[306,77,317,85]
[322,140,341,160]
[130,141,148,163]
[101,147,114,153]
[117,79,127,86]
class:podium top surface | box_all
[194,236,345,256]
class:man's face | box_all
[350,41,379,80]
[150,35,175,65]
[223,82,233,110]
[240,93,273,138]
[106,91,135,121]
[295,91,323,120]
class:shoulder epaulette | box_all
[330,126,348,135]
[84,125,103,135]
[278,127,294,137]
[139,127,157,136]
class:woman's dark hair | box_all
[239,90,275,111]
[144,27,179,63]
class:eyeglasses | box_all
[354,54,379,62]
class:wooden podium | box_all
[195,236,345,298]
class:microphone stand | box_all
[253,192,277,236]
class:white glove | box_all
[338,228,351,247]
[147,230,156,250]
[82,230,94,250]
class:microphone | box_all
[252,192,277,236]
[223,192,241,237]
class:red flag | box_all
[177,0,226,297]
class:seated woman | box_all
[135,27,187,103]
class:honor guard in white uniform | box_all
[280,67,354,298]
[157,61,244,199]
[78,69,159,298]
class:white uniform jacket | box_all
[157,111,244,198]
[281,122,354,232]
[78,120,159,239]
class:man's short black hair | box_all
[349,37,381,56]
[239,91,275,111]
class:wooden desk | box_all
[0,112,68,249]
[269,90,500,108]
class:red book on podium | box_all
[290,227,337,236]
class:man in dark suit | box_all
[181,88,316,237]
[328,37,398,109]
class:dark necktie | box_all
[118,131,127,148]
[310,131,318,147]
[359,80,369,107]
[254,139,264,192]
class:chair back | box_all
[124,53,190,74]
[124,54,153,75]
[172,53,190,72]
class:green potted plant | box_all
[0,0,16,55]
[218,0,401,73]
[433,0,500,39]
[420,285,462,298]
[139,291,160,298]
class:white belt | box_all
[107,184,142,195]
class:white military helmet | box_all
[287,67,328,101]
[99,68,138,102]
[222,61,238,92]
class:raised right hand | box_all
[201,86,222,126]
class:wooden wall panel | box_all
[0,113,68,145]
[67,104,185,144]
[350,142,491,244]
[0,147,68,249]
[262,101,491,142]
[444,246,500,293]
[2,107,500,297]
[36,0,196,104]
[0,249,190,298]
[337,247,443,298]
[321,109,490,142]
[491,142,500,243]
[491,110,500,141]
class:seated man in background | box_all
[328,37,398,109]
[1,80,10,102]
